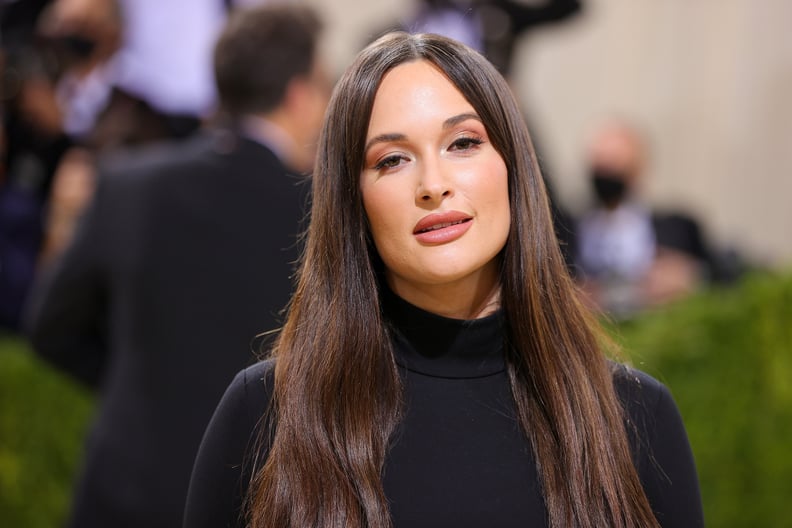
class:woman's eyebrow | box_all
[364,113,482,154]
[364,133,406,154]
[443,112,482,129]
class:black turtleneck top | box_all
[183,291,704,527]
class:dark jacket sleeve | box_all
[183,360,275,528]
[22,173,110,387]
[618,368,705,527]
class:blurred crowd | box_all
[1,0,224,330]
[0,0,747,526]
[0,0,749,333]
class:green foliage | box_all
[0,335,93,528]
[0,271,790,526]
[616,271,792,528]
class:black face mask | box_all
[45,35,98,74]
[60,35,98,59]
[591,169,628,208]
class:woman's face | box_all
[360,60,510,312]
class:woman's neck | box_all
[385,273,501,320]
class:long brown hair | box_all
[247,32,659,528]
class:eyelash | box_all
[449,135,484,151]
[373,155,405,171]
[372,135,485,171]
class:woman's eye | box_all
[449,136,484,151]
[373,155,405,171]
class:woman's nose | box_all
[415,158,453,203]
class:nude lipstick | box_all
[413,211,473,244]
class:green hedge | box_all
[0,334,93,528]
[1,271,790,526]
[616,271,792,528]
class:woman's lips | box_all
[413,211,473,244]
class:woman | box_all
[183,32,703,528]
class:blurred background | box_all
[318,0,792,267]
[1,0,790,527]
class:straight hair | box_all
[247,32,660,528]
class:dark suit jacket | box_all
[23,129,308,528]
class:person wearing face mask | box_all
[576,119,715,317]
[35,0,120,136]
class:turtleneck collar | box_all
[381,286,506,379]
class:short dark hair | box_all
[213,4,321,116]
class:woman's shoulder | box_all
[237,357,277,384]
[190,358,278,482]
[611,362,670,411]
[183,358,277,528]
[609,363,692,468]
[610,365,705,525]
[206,358,277,429]
[226,358,277,405]
[609,362,684,437]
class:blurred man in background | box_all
[574,118,733,317]
[23,4,328,527]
